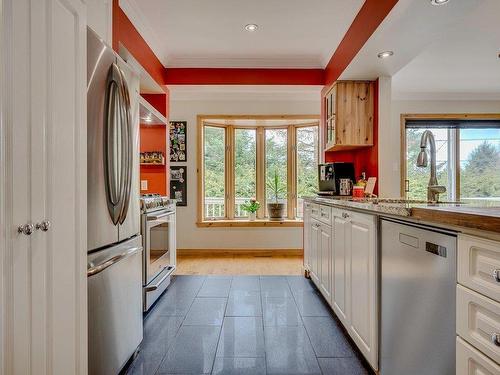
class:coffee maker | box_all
[317,162,355,196]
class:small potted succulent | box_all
[241,197,260,221]
[267,169,286,221]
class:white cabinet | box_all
[304,202,378,370]
[87,0,113,44]
[1,1,87,373]
[457,337,500,375]
[303,202,312,273]
[347,211,378,369]
[319,222,332,303]
[310,218,321,286]
[332,211,349,325]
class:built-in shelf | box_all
[139,96,168,126]
[324,141,373,152]
[140,162,165,166]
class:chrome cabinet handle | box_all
[493,269,500,283]
[491,333,500,346]
[342,212,350,219]
[35,220,51,232]
[18,223,35,235]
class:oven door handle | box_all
[148,211,174,220]
[144,265,176,292]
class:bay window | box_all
[198,116,319,224]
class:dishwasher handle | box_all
[87,246,142,277]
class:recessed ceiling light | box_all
[245,24,258,32]
[431,0,450,5]
[377,50,394,59]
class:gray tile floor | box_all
[126,276,372,375]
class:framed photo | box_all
[169,121,187,162]
[170,166,187,206]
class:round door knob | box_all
[493,269,500,283]
[491,333,500,346]
[36,220,51,232]
[18,223,35,235]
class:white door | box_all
[319,223,332,303]
[1,1,87,374]
[332,212,349,325]
[348,211,377,370]
[310,218,321,285]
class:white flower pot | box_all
[249,212,256,221]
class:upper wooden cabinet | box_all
[324,81,374,151]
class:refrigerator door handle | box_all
[87,246,142,277]
[117,67,132,225]
[104,63,125,225]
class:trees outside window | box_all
[200,120,319,221]
[404,122,500,202]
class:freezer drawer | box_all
[88,236,143,375]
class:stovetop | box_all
[140,194,176,213]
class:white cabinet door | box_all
[310,218,321,286]
[1,1,87,374]
[319,222,332,303]
[457,337,500,375]
[303,203,312,272]
[347,211,378,370]
[332,212,349,325]
[87,0,112,44]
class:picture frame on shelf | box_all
[170,166,187,206]
[169,121,187,162]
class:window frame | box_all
[400,113,500,199]
[197,115,319,226]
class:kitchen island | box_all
[302,196,500,375]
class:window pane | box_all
[406,128,451,201]
[296,126,319,218]
[460,128,500,202]
[204,126,225,218]
[265,129,288,216]
[234,129,257,217]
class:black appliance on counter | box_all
[317,162,355,195]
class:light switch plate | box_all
[141,180,148,191]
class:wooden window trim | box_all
[198,115,319,225]
[400,113,500,198]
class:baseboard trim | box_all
[177,248,303,256]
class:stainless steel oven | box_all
[141,195,176,311]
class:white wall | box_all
[380,99,500,197]
[169,88,320,250]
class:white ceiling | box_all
[120,0,364,68]
[340,0,500,100]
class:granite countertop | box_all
[304,196,500,233]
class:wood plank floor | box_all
[176,254,304,275]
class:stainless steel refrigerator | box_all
[86,27,142,375]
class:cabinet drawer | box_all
[310,204,320,220]
[318,205,332,225]
[457,285,500,364]
[457,336,500,375]
[458,234,500,302]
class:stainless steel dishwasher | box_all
[380,218,457,375]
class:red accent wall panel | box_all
[112,0,167,85]
[140,94,169,196]
[164,68,324,85]
[323,0,399,88]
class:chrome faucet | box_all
[416,130,446,202]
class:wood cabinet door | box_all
[347,211,378,370]
[310,218,321,285]
[1,0,87,373]
[332,213,349,325]
[319,223,332,303]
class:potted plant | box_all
[241,198,260,221]
[267,169,286,221]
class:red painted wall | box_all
[140,94,169,196]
